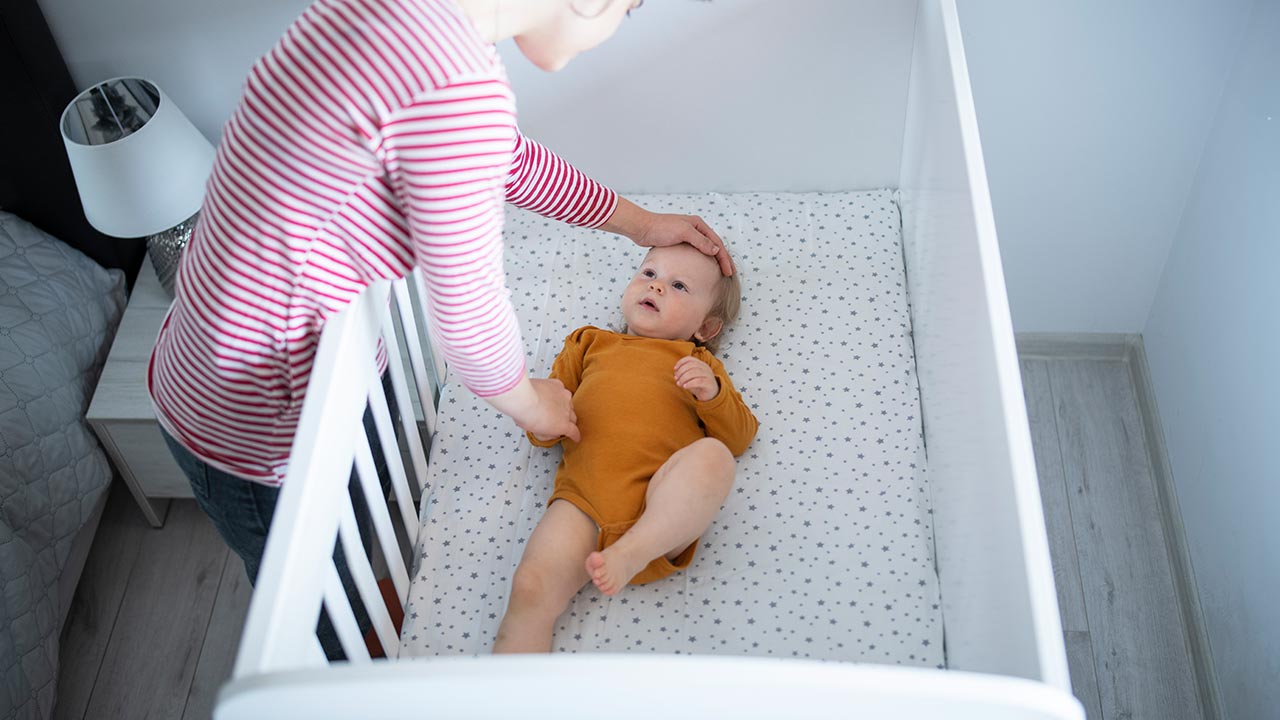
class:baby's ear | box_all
[694,316,723,343]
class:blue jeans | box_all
[163,432,281,581]
[161,377,401,658]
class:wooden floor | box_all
[53,490,252,720]
[54,355,1204,719]
[1021,357,1203,720]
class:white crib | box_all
[215,1,1083,717]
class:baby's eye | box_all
[642,269,655,278]
[673,281,687,291]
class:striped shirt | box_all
[148,0,617,485]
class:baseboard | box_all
[1014,332,1138,360]
[1126,338,1224,720]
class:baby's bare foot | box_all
[585,547,646,596]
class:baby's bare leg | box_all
[586,438,735,596]
[493,499,597,653]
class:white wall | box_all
[1142,1,1279,717]
[955,0,1254,332]
[36,0,305,145]
[37,0,916,195]
[37,0,1263,334]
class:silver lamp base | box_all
[146,212,198,296]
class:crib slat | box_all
[411,269,449,385]
[391,279,439,437]
[381,314,430,497]
[353,434,412,602]
[323,564,371,664]
[367,376,420,549]
[337,499,401,660]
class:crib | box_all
[215,1,1083,718]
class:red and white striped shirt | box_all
[149,0,617,485]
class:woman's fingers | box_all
[689,216,735,276]
[642,212,735,277]
[561,420,582,443]
[551,381,580,440]
[528,377,579,442]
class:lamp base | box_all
[147,212,198,296]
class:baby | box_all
[493,242,759,653]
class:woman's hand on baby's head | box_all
[634,212,735,277]
[674,356,720,402]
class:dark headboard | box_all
[0,0,146,288]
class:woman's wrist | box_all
[484,375,538,422]
[599,196,650,241]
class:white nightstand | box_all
[88,257,189,527]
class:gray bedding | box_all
[0,213,125,720]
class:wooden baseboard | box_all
[1014,332,1138,360]
[1125,338,1224,720]
[1015,331,1223,720]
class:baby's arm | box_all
[687,350,759,456]
[527,328,590,447]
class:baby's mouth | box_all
[640,299,659,312]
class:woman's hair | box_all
[696,270,741,355]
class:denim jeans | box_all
[163,430,283,582]
[161,375,401,659]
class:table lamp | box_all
[60,77,215,295]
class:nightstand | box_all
[87,256,189,527]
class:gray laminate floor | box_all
[54,355,1204,719]
[53,489,251,720]
[1021,357,1203,720]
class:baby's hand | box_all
[674,356,720,402]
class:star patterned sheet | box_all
[398,191,944,668]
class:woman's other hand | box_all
[486,377,581,443]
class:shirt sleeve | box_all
[691,348,759,456]
[380,79,526,398]
[527,327,592,447]
[505,132,618,228]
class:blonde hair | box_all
[695,270,741,355]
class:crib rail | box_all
[219,655,1083,719]
[228,271,445,677]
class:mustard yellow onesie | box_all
[528,326,759,584]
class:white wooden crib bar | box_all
[216,0,1083,717]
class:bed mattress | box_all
[398,191,944,668]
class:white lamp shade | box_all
[60,77,215,238]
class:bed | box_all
[0,213,126,720]
[217,1,1082,718]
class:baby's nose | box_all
[649,281,663,293]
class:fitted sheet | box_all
[399,191,944,668]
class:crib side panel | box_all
[232,286,388,676]
[897,0,1068,689]
[230,280,434,680]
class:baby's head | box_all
[620,243,741,354]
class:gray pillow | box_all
[0,212,126,720]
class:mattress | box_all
[398,191,944,668]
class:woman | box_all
[150,0,733,582]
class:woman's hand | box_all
[674,356,720,402]
[602,198,735,276]
[486,377,581,442]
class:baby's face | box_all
[621,244,722,344]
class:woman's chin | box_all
[516,39,573,72]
